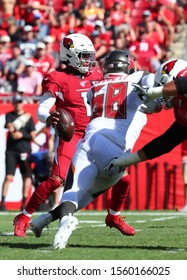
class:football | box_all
[55,108,75,142]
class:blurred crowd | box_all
[0,0,186,103]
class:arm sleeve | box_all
[37,91,56,123]
[174,77,187,95]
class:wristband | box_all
[147,86,163,99]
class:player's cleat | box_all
[53,214,78,249]
[105,212,136,236]
[30,213,52,238]
[13,213,30,237]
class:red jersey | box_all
[174,68,187,127]
[32,55,56,76]
[20,0,48,24]
[129,38,162,58]
[42,67,103,132]
[110,10,125,26]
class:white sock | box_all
[22,209,32,218]
[109,209,120,216]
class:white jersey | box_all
[86,71,155,153]
[61,71,155,210]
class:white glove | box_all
[139,100,163,114]
[133,83,163,101]
[133,83,149,101]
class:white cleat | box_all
[30,213,52,238]
[53,215,78,250]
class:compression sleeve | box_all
[37,91,56,123]
[174,77,187,95]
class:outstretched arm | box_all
[113,121,187,168]
[113,149,148,167]
[134,76,187,100]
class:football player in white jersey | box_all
[30,50,160,249]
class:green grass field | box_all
[0,210,187,260]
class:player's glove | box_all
[133,83,150,100]
[138,99,163,114]
[133,83,163,101]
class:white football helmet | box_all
[154,58,187,85]
[60,33,96,74]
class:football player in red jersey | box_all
[13,34,135,237]
[110,59,187,175]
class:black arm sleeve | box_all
[174,77,187,95]
[142,121,187,159]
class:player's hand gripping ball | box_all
[55,108,75,142]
